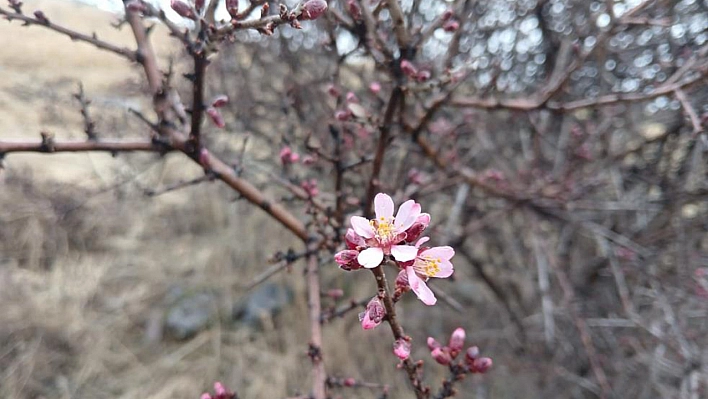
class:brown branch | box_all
[190,53,209,143]
[306,246,327,399]
[0,6,138,62]
[371,265,427,399]
[0,138,164,154]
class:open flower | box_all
[350,193,421,268]
[406,244,455,305]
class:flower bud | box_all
[226,0,238,18]
[33,10,49,23]
[442,20,459,32]
[300,179,319,197]
[206,107,225,128]
[441,9,454,21]
[343,377,356,387]
[335,249,362,271]
[346,91,359,103]
[327,289,344,299]
[403,214,430,243]
[359,297,385,330]
[279,146,300,164]
[427,336,442,351]
[211,95,229,108]
[201,395,212,399]
[327,84,340,97]
[214,382,227,396]
[299,0,328,20]
[198,148,211,169]
[302,155,316,165]
[395,269,410,292]
[194,0,205,12]
[393,338,411,360]
[345,228,365,249]
[465,346,479,362]
[448,327,466,357]
[400,59,418,77]
[415,70,431,82]
[472,357,492,373]
[369,82,381,94]
[126,1,147,12]
[431,347,452,365]
[346,0,362,20]
[170,0,196,20]
[335,109,352,121]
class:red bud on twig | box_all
[299,0,328,20]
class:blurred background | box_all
[0,0,706,398]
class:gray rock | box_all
[165,291,216,340]
[233,283,293,327]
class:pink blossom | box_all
[405,244,454,305]
[393,338,411,360]
[359,297,386,330]
[350,193,422,268]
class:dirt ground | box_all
[0,2,515,398]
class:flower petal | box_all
[391,245,418,262]
[414,236,430,248]
[434,259,454,278]
[374,193,394,220]
[407,267,437,305]
[351,216,375,238]
[358,247,384,268]
[421,246,455,261]
[394,200,421,230]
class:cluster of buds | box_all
[427,328,492,373]
[399,60,432,82]
[300,179,319,197]
[200,382,236,399]
[335,193,454,308]
[279,146,300,164]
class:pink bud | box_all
[347,0,362,20]
[448,328,466,357]
[369,82,381,94]
[327,84,340,97]
[427,337,442,351]
[214,382,227,396]
[206,107,225,128]
[345,228,365,249]
[431,347,452,365]
[279,146,300,164]
[393,339,411,360]
[472,357,493,373]
[300,179,319,197]
[170,0,196,20]
[395,269,410,292]
[403,214,430,243]
[343,377,356,387]
[302,155,316,165]
[335,249,362,271]
[327,289,344,299]
[415,70,431,82]
[442,20,459,32]
[359,297,385,330]
[441,9,454,21]
[226,0,238,18]
[211,95,229,108]
[465,346,479,362]
[299,0,328,20]
[194,0,205,12]
[201,395,212,399]
[346,91,359,103]
[400,59,418,77]
[198,148,210,169]
[335,109,352,121]
[126,1,147,12]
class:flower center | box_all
[416,256,442,277]
[371,217,396,242]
